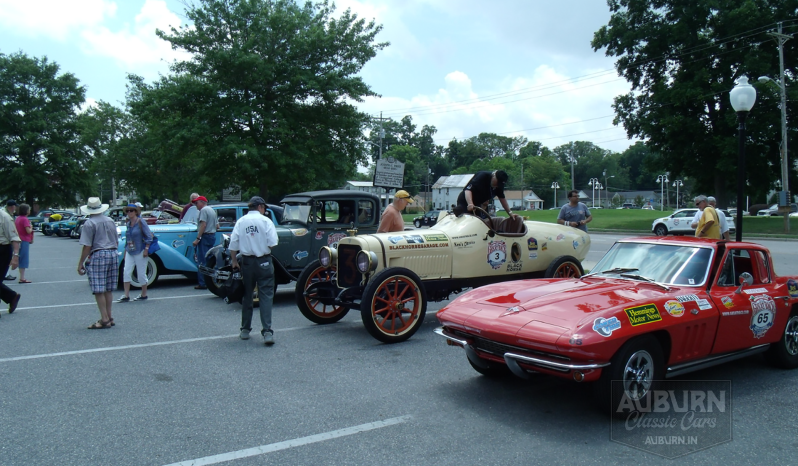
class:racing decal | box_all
[556,233,565,241]
[572,240,579,250]
[676,294,699,303]
[743,288,768,295]
[569,337,583,345]
[387,236,404,244]
[787,279,798,298]
[541,242,548,251]
[487,241,507,270]
[581,236,587,245]
[452,233,477,240]
[722,310,749,316]
[290,228,308,237]
[424,234,447,242]
[405,235,425,244]
[749,294,776,338]
[528,252,538,260]
[292,250,309,261]
[593,317,621,337]
[721,296,734,309]
[315,231,324,240]
[507,243,522,272]
[389,242,448,251]
[327,232,346,248]
[674,219,680,226]
[528,237,538,251]
[171,240,184,248]
[624,303,662,326]
[696,298,713,310]
[688,278,695,284]
[453,239,476,248]
[664,300,685,317]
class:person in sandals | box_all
[77,198,119,329]
[117,203,154,303]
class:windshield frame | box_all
[590,241,716,287]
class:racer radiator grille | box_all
[337,244,362,288]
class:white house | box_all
[430,174,472,210]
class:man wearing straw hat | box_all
[77,197,119,329]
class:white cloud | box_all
[0,0,117,41]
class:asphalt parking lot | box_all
[1,233,797,465]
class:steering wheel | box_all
[470,206,495,231]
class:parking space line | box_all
[0,326,306,363]
[162,415,413,466]
[10,294,209,312]
[5,279,87,286]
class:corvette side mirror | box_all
[735,272,754,294]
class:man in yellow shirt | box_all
[694,195,721,239]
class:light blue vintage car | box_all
[118,203,282,287]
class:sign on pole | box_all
[374,157,405,189]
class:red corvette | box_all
[435,236,798,416]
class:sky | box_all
[0,0,638,157]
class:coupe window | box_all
[592,242,713,286]
[282,204,312,225]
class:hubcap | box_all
[623,350,654,400]
[373,276,420,335]
[785,316,798,356]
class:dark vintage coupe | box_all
[435,236,798,416]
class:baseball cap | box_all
[6,199,17,206]
[494,170,509,185]
[248,196,267,207]
[395,190,414,203]
[195,196,208,203]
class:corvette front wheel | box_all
[360,267,427,343]
[594,335,664,418]
[544,255,583,278]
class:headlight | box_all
[319,247,336,268]
[356,250,378,274]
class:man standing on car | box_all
[691,196,729,240]
[377,190,414,233]
[230,196,279,345]
[693,195,720,239]
[191,196,217,290]
[557,190,592,232]
[0,201,21,316]
[455,170,517,219]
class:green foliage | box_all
[0,52,90,207]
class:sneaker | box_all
[5,274,16,281]
[116,296,130,303]
[263,330,275,345]
[133,295,148,301]
[239,329,251,340]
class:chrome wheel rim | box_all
[623,350,654,400]
[784,316,798,356]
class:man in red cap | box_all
[191,196,217,289]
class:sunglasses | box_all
[125,209,136,213]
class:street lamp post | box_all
[596,183,603,208]
[730,76,757,242]
[588,178,599,208]
[604,173,615,208]
[551,182,560,209]
[672,180,683,209]
[656,174,669,211]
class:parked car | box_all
[29,209,73,231]
[200,191,381,300]
[413,210,443,228]
[298,207,591,343]
[41,212,78,236]
[49,215,84,237]
[117,202,283,287]
[651,208,735,236]
[70,216,89,239]
[435,236,798,417]
[642,205,654,210]
[757,203,798,216]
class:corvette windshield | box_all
[592,242,713,286]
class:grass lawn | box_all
[403,209,798,238]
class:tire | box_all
[296,260,348,324]
[123,255,160,288]
[654,224,668,236]
[360,267,427,343]
[544,255,584,278]
[204,255,227,298]
[43,229,53,236]
[414,220,421,228]
[594,335,664,418]
[468,355,511,378]
[764,311,798,369]
[55,229,66,237]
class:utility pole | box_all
[768,22,792,233]
[569,142,576,191]
[373,112,390,209]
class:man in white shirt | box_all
[691,196,729,240]
[230,196,279,345]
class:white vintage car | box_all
[652,208,735,236]
[295,209,591,343]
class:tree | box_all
[592,0,798,207]
[143,0,387,200]
[78,101,133,204]
[0,52,90,208]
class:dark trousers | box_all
[0,244,17,304]
[240,255,275,335]
[196,233,216,287]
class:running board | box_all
[666,344,770,378]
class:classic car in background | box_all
[30,209,74,231]
[41,212,78,236]
[413,210,443,228]
[651,208,735,236]
[48,215,84,237]
[435,236,798,417]
[199,191,380,300]
[117,202,284,287]
[299,207,590,343]
[70,216,89,239]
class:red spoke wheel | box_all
[544,255,584,279]
[361,267,427,343]
[296,260,349,324]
